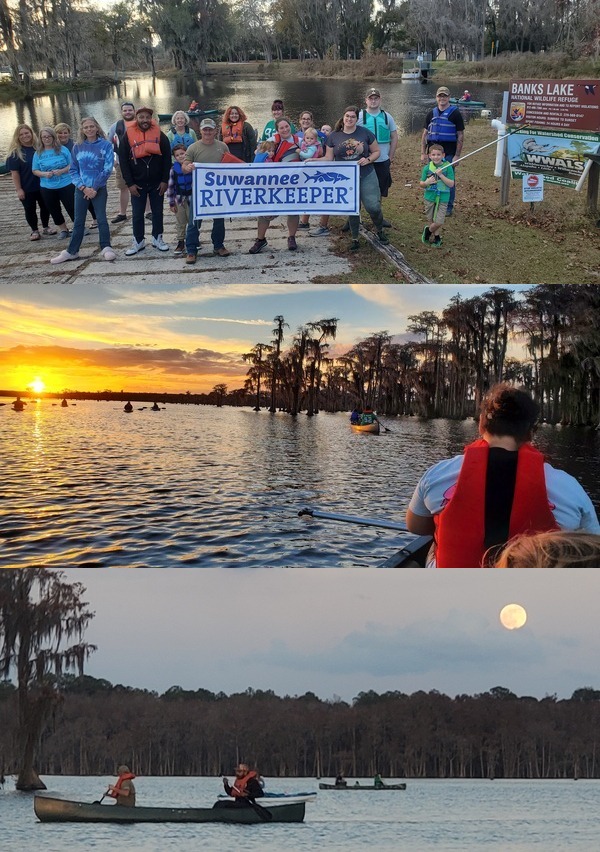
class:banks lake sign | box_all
[192,161,360,220]
[507,79,600,132]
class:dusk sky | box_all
[0,283,530,395]
[62,568,599,702]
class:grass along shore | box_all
[320,121,599,286]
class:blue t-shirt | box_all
[6,146,39,193]
[31,146,73,189]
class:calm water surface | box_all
[1,775,599,851]
[0,75,506,154]
[2,401,598,568]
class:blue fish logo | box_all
[304,172,350,184]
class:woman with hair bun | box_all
[406,383,599,568]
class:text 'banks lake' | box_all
[2,402,598,568]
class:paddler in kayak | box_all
[406,383,600,567]
[219,763,264,806]
[108,764,136,807]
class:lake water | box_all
[0,75,507,154]
[1,775,599,851]
[2,401,598,568]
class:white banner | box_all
[192,161,360,219]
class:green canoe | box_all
[34,795,305,823]
[449,98,486,108]
[157,109,220,123]
[319,782,406,790]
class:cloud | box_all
[249,611,549,678]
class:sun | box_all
[28,377,46,394]
[499,603,527,630]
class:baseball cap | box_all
[366,88,381,97]
[436,87,450,96]
[200,118,217,129]
[135,106,153,115]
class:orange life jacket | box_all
[221,120,245,145]
[221,152,245,164]
[434,439,558,568]
[126,121,162,160]
[272,134,300,162]
[230,770,258,797]
[108,771,136,798]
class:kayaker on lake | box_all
[221,763,264,804]
[108,765,136,807]
[406,383,600,568]
[334,773,347,787]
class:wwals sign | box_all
[507,79,600,132]
[192,161,360,219]
[506,128,600,188]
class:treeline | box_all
[1,679,600,779]
[1,0,598,95]
[238,285,600,425]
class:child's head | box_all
[258,140,276,154]
[320,124,332,135]
[428,143,445,164]
[172,143,187,162]
[303,128,319,145]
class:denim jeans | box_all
[185,201,225,255]
[349,169,384,238]
[68,187,110,255]
[131,183,164,243]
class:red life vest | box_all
[108,771,136,798]
[221,152,245,164]
[434,439,558,568]
[126,121,162,160]
[230,770,258,797]
[272,134,300,162]
[221,119,245,145]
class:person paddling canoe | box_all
[221,763,264,805]
[108,764,136,807]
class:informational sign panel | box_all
[507,79,600,132]
[192,161,360,219]
[506,127,600,188]
[522,173,544,202]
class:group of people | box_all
[405,383,600,567]
[7,83,466,263]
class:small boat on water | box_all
[450,98,486,108]
[319,782,407,790]
[351,421,380,434]
[220,792,316,804]
[34,795,305,823]
[157,109,220,123]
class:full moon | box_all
[500,604,527,630]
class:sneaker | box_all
[350,239,360,251]
[111,214,127,224]
[125,239,146,256]
[381,218,392,228]
[174,240,185,256]
[421,226,431,244]
[287,235,297,251]
[58,230,69,240]
[102,246,116,261]
[377,231,390,245]
[152,234,169,252]
[185,253,197,265]
[433,236,443,248]
[249,238,267,254]
[309,227,330,237]
[213,246,230,257]
[297,222,310,230]
[446,209,453,217]
[50,249,79,265]
[341,221,350,233]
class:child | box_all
[419,143,454,247]
[298,127,321,160]
[166,144,193,256]
[253,140,276,163]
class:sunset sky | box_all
[0,283,529,395]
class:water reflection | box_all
[0,75,507,152]
[2,402,598,569]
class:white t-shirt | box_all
[409,453,600,533]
